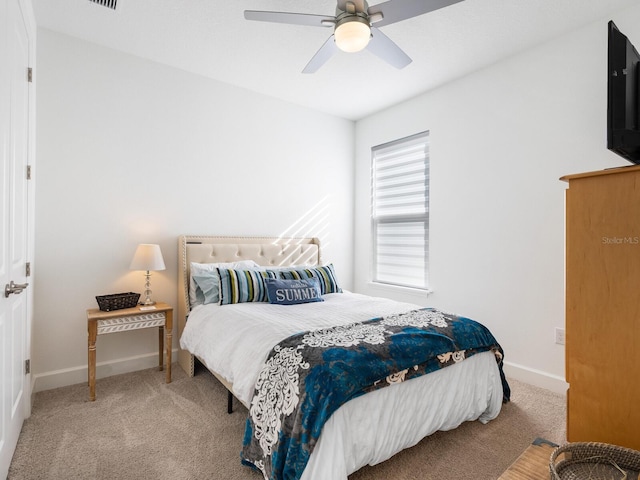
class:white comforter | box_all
[180,292,504,479]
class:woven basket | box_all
[550,442,640,480]
[95,292,140,311]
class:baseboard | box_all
[32,351,567,397]
[503,361,568,395]
[32,348,178,393]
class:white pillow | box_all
[189,260,259,308]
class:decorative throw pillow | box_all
[265,277,324,305]
[278,264,342,295]
[217,268,277,305]
[189,260,260,307]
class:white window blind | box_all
[371,131,429,289]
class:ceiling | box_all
[32,0,636,120]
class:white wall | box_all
[33,29,354,391]
[354,6,640,393]
[34,3,640,395]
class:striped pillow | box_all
[278,264,342,295]
[217,268,277,305]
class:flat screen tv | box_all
[608,21,640,164]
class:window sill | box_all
[366,282,433,301]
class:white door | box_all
[0,0,33,477]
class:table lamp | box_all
[129,243,166,306]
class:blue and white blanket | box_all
[241,308,510,480]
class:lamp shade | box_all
[129,244,166,271]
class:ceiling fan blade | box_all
[244,10,335,28]
[368,0,464,28]
[367,27,412,69]
[302,36,338,74]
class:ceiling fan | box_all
[244,0,464,73]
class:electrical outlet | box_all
[555,327,565,345]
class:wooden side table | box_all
[86,301,173,401]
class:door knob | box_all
[4,280,29,298]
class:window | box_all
[371,131,429,289]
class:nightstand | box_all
[86,302,173,401]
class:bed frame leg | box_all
[227,390,233,414]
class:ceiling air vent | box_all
[88,0,118,10]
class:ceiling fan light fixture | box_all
[334,17,371,53]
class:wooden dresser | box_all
[562,165,640,450]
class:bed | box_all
[177,235,509,480]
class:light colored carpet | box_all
[8,363,566,479]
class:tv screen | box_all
[608,21,640,164]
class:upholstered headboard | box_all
[177,235,321,377]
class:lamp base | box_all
[140,271,156,306]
